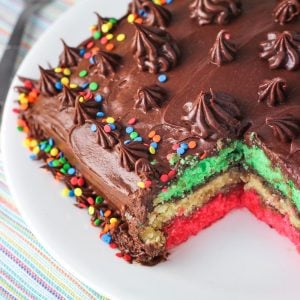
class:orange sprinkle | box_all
[188,140,197,149]
[20,103,28,110]
[148,130,156,139]
[200,152,208,160]
[152,135,161,143]
[104,210,112,217]
[91,46,100,54]
[135,18,143,24]
[105,43,115,51]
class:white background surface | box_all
[2,1,300,299]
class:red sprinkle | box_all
[12,108,21,114]
[160,174,169,183]
[116,252,123,258]
[77,177,85,187]
[144,180,152,188]
[168,169,177,178]
[87,197,94,205]
[24,80,33,89]
[128,117,137,125]
[123,254,132,262]
[86,41,95,49]
[104,125,112,133]
[70,177,78,186]
[109,243,118,249]
[172,144,180,151]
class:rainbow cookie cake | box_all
[15,0,300,265]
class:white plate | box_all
[2,1,300,299]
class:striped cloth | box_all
[0,1,106,299]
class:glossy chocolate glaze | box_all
[24,0,300,218]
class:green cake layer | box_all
[157,141,300,212]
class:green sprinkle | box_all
[59,157,67,164]
[60,168,67,174]
[52,160,60,167]
[130,131,139,140]
[89,82,99,91]
[93,31,101,40]
[63,163,71,171]
[95,196,104,204]
[79,70,88,77]
[94,219,102,226]
[17,126,24,132]
[109,18,117,24]
[44,145,52,153]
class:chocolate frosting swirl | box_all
[210,30,237,66]
[142,1,172,28]
[190,0,242,26]
[182,89,241,139]
[117,142,149,172]
[134,85,167,112]
[95,12,108,31]
[87,121,119,149]
[260,31,300,71]
[58,86,78,111]
[266,114,300,143]
[92,51,122,77]
[273,0,300,25]
[135,158,156,179]
[73,98,100,125]
[38,66,59,97]
[258,77,288,107]
[59,40,81,68]
[132,23,180,74]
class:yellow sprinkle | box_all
[88,206,95,215]
[29,140,38,148]
[18,93,25,101]
[61,188,69,197]
[153,0,162,4]
[110,218,118,224]
[50,148,59,157]
[149,146,156,155]
[127,14,136,23]
[23,138,31,147]
[74,188,83,197]
[61,77,69,86]
[89,25,97,31]
[63,68,71,76]
[106,117,115,124]
[106,33,114,40]
[78,96,85,103]
[32,146,40,155]
[69,83,78,89]
[137,182,145,189]
[54,67,62,73]
[101,23,112,33]
[116,33,126,42]
[20,97,29,105]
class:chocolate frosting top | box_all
[26,0,300,214]
[273,0,300,25]
[59,40,81,67]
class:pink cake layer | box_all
[164,187,300,251]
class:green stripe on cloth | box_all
[0,1,107,298]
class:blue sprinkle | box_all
[100,209,104,217]
[124,140,131,145]
[138,9,146,16]
[95,94,103,103]
[126,126,134,134]
[69,190,75,197]
[177,148,185,155]
[134,137,143,142]
[68,168,76,175]
[90,123,97,132]
[48,161,53,167]
[166,0,173,3]
[40,143,46,151]
[101,233,112,244]
[96,112,105,118]
[158,74,168,83]
[181,143,189,150]
[79,48,86,57]
[55,82,63,91]
[48,138,54,146]
[81,82,89,90]
[150,142,158,149]
[89,56,95,64]
[109,124,116,130]
[29,154,37,160]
